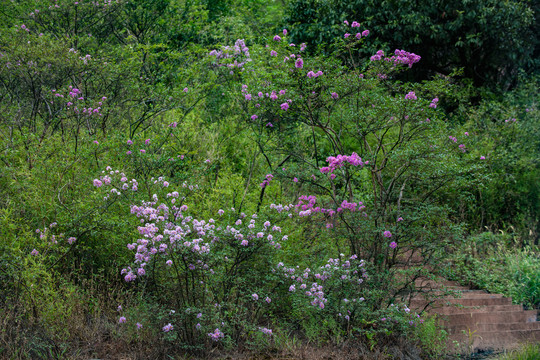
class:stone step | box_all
[413,290,506,300]
[440,310,538,326]
[448,321,540,334]
[414,279,467,289]
[432,304,523,315]
[448,329,540,350]
[410,296,513,308]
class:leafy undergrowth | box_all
[441,233,540,310]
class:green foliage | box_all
[443,232,540,309]
[459,77,540,240]
[497,343,540,360]
[412,315,448,358]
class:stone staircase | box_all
[410,278,540,352]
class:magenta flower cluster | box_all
[371,49,421,69]
[388,50,421,68]
[320,152,366,175]
[260,173,274,188]
[307,70,323,78]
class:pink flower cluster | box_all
[320,152,366,175]
[278,254,368,310]
[307,70,323,78]
[260,173,274,188]
[371,49,421,69]
[92,166,139,200]
[208,328,224,341]
[51,86,106,117]
[404,91,417,100]
[388,49,421,68]
[34,223,76,250]
[209,39,251,74]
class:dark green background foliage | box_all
[285,0,538,88]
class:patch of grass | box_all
[497,343,540,360]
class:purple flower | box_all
[162,323,173,332]
[281,103,289,110]
[404,91,417,100]
[208,328,224,341]
[389,241,397,249]
[251,115,258,120]
[265,297,271,303]
[300,43,307,51]
[270,50,277,57]
[119,316,127,324]
[480,156,486,160]
[383,231,392,238]
[283,29,288,35]
[145,139,150,145]
[356,33,362,39]
[331,92,339,99]
[93,179,103,187]
[295,58,303,68]
[136,323,143,329]
[31,249,39,256]
[252,293,259,300]
[273,35,281,41]
[344,33,351,38]
[126,151,132,155]
[183,87,188,92]
[362,30,370,37]
[127,140,133,145]
[140,149,146,153]
[245,94,252,100]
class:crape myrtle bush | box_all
[89,166,424,351]
[216,29,481,296]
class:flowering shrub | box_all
[208,28,482,307]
